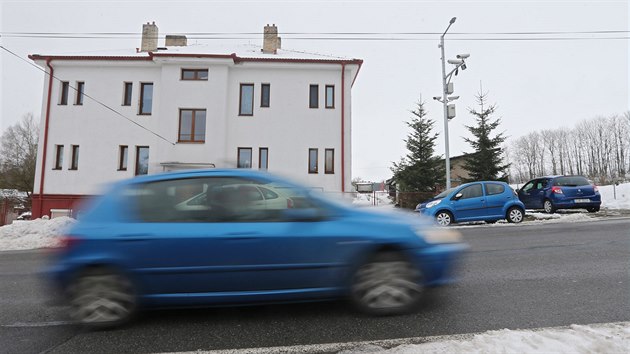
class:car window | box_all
[457,184,483,199]
[521,181,535,192]
[125,177,324,223]
[535,179,548,189]
[485,183,505,196]
[554,176,590,187]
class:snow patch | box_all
[0,217,76,251]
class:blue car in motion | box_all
[46,169,466,328]
[517,175,601,213]
[416,181,525,226]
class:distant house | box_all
[0,190,28,226]
[29,23,363,218]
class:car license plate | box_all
[575,199,590,203]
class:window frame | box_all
[59,81,69,105]
[260,83,270,108]
[324,148,334,174]
[456,184,483,200]
[178,108,207,143]
[75,82,85,105]
[237,147,253,168]
[122,82,133,106]
[139,82,153,115]
[485,183,505,196]
[181,68,209,81]
[308,148,319,174]
[53,145,64,170]
[309,84,319,108]
[325,85,335,109]
[118,145,129,171]
[239,83,255,116]
[135,146,149,176]
[69,145,80,170]
[259,147,268,170]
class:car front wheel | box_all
[507,207,524,223]
[350,252,423,315]
[435,211,453,226]
[68,268,136,328]
[543,200,556,214]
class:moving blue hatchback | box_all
[416,181,525,226]
[517,175,601,213]
[46,169,466,328]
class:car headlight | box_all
[426,199,442,208]
[417,227,462,244]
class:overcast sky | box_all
[1,0,628,181]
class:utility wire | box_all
[0,45,176,146]
[1,30,629,35]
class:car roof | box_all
[113,169,279,187]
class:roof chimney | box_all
[141,22,158,52]
[262,24,281,54]
[165,35,187,47]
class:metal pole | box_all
[441,18,455,190]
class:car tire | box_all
[485,220,498,224]
[350,252,423,316]
[543,199,556,214]
[435,211,453,226]
[587,207,600,213]
[506,207,524,223]
[68,267,136,328]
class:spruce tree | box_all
[391,101,444,192]
[462,92,510,182]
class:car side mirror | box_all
[453,193,463,200]
[515,188,520,193]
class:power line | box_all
[0,45,176,146]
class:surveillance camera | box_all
[447,59,464,65]
[433,96,441,100]
[449,96,460,100]
[461,63,467,70]
[456,54,470,59]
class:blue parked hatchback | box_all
[47,169,466,328]
[416,181,525,226]
[517,175,601,213]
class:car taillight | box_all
[551,186,563,194]
[287,198,294,208]
[57,235,81,250]
[593,185,599,192]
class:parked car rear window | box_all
[554,176,590,187]
[485,183,505,196]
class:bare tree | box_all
[0,113,39,199]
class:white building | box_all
[29,23,362,217]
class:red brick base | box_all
[31,194,94,219]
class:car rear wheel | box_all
[68,268,136,328]
[543,200,556,214]
[435,211,453,226]
[350,252,423,315]
[506,207,524,223]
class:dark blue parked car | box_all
[416,181,525,226]
[517,175,601,213]
[47,169,466,328]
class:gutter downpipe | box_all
[38,59,54,217]
[341,63,346,193]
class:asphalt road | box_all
[1,218,628,354]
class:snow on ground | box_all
[0,217,75,251]
[599,182,630,209]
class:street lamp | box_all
[438,17,469,190]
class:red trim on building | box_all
[341,63,346,193]
[32,194,94,218]
[36,59,54,219]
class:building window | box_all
[135,146,149,175]
[59,82,69,105]
[139,83,153,115]
[178,109,206,143]
[53,145,64,170]
[308,148,318,173]
[309,84,319,108]
[118,145,128,171]
[325,149,334,174]
[239,84,254,116]
[75,82,85,105]
[261,84,270,108]
[181,69,208,80]
[259,148,268,170]
[123,82,133,106]
[237,148,252,168]
[325,85,335,109]
[69,145,80,170]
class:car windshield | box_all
[554,176,590,187]
[435,188,456,199]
